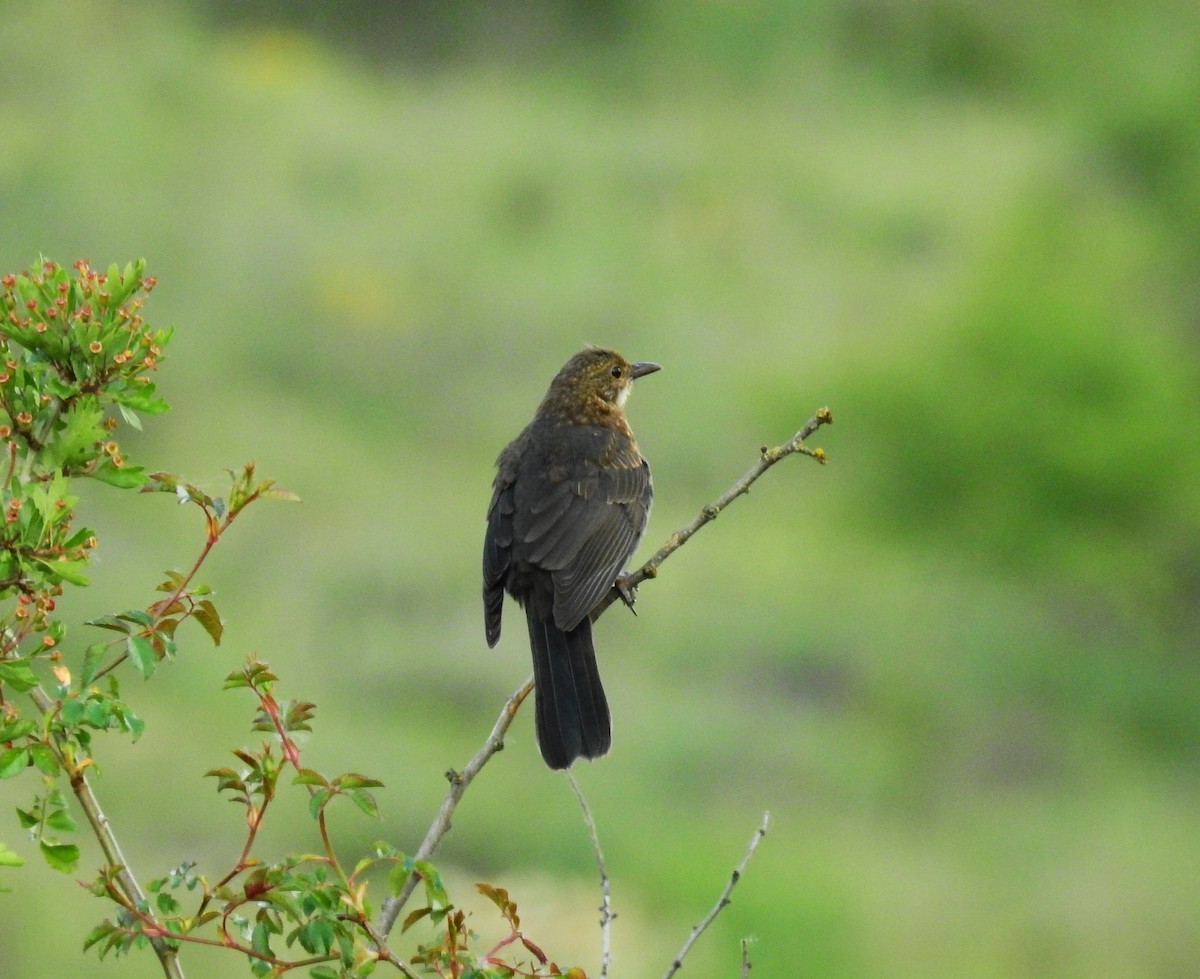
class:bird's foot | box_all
[615,573,639,614]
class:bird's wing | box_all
[514,434,652,631]
[483,472,515,647]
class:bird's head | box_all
[552,346,661,409]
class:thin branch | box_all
[661,811,771,979]
[375,410,830,943]
[566,771,614,979]
[374,677,534,938]
[740,937,753,978]
[592,408,833,621]
[29,684,186,979]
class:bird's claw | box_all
[616,573,639,614]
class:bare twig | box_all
[566,771,614,978]
[740,937,754,978]
[374,677,535,937]
[592,408,833,621]
[662,811,771,979]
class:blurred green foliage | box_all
[2,0,1199,976]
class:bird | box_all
[483,347,659,769]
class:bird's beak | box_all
[630,361,661,379]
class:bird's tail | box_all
[525,606,611,769]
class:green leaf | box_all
[0,842,24,867]
[87,614,133,634]
[251,920,273,958]
[308,788,332,820]
[118,609,155,628]
[84,698,112,728]
[29,743,60,776]
[83,922,116,952]
[0,747,29,779]
[80,643,108,686]
[39,841,80,873]
[45,807,76,832]
[346,789,380,820]
[0,659,39,692]
[334,773,384,790]
[126,635,156,678]
[89,461,147,489]
[60,698,86,726]
[30,556,90,586]
[388,861,413,897]
[0,718,36,741]
[117,403,143,431]
[43,398,106,469]
[292,769,328,787]
[109,701,145,741]
[116,382,169,415]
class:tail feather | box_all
[526,606,611,769]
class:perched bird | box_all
[483,347,659,769]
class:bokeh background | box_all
[3,0,1200,976]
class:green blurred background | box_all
[3,0,1199,975]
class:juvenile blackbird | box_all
[483,347,659,769]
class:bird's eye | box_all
[610,365,623,378]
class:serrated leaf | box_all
[117,610,154,627]
[126,635,156,678]
[83,922,115,952]
[39,841,80,873]
[80,643,108,686]
[346,788,380,820]
[0,747,29,779]
[292,769,328,787]
[46,807,76,832]
[0,659,40,692]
